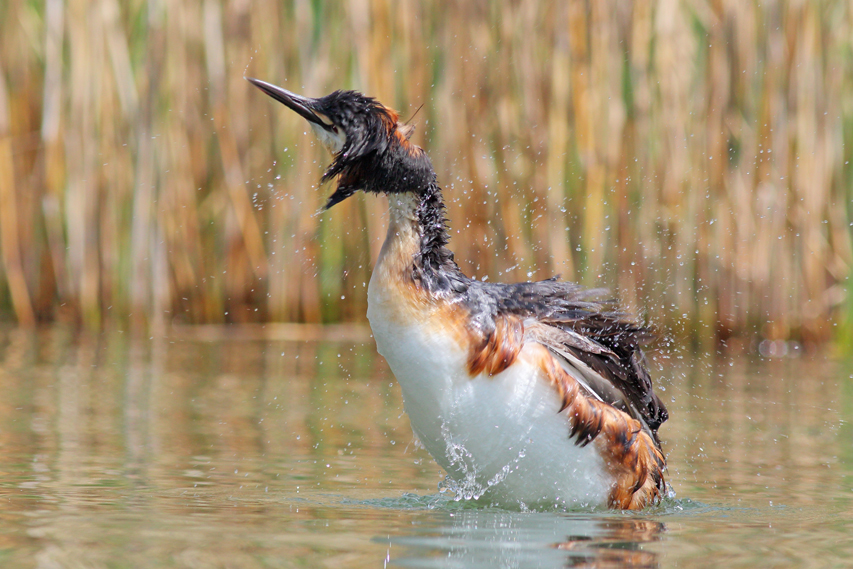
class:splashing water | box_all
[437,419,531,504]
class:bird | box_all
[247,77,668,510]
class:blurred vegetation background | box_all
[0,0,851,345]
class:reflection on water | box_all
[0,327,851,567]
[385,511,664,568]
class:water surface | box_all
[0,328,850,567]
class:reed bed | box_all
[0,0,851,343]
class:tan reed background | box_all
[0,0,851,343]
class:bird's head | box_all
[247,77,432,209]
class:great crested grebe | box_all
[248,77,668,509]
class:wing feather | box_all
[466,278,668,444]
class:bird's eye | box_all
[331,125,339,134]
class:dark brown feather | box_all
[527,344,666,509]
[462,279,668,443]
[467,314,525,376]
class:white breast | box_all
[367,270,614,510]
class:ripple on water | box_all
[344,490,716,516]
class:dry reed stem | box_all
[0,67,36,327]
[0,0,849,342]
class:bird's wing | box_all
[512,339,667,509]
[467,278,668,444]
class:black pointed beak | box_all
[246,77,332,130]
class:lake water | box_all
[0,328,850,568]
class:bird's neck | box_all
[380,185,460,294]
